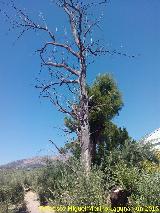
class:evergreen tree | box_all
[63,74,130,165]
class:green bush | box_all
[35,145,160,209]
[0,170,24,212]
[110,160,160,207]
[133,172,160,206]
[36,159,109,208]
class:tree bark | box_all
[79,68,91,173]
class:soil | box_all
[24,191,55,213]
[24,191,40,213]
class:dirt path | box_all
[24,191,55,213]
[24,191,41,213]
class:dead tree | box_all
[1,0,110,173]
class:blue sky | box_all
[0,0,160,165]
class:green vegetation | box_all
[0,0,159,210]
[0,170,25,212]
[0,146,159,212]
[0,74,159,212]
[27,146,160,210]
[63,74,130,165]
[32,142,159,210]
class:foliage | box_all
[0,0,159,209]
[64,73,123,134]
[93,125,130,166]
[133,171,160,206]
[35,159,108,208]
[35,144,160,209]
[142,151,160,173]
[64,74,129,165]
[102,140,159,169]
[88,74,123,122]
[0,170,25,212]
[101,145,160,207]
[112,161,160,207]
[0,145,159,210]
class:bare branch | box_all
[45,41,80,58]
[49,139,64,154]
[10,2,56,41]
[86,45,136,58]
[49,139,79,174]
[63,1,82,48]
[37,45,80,76]
[36,79,78,92]
[42,89,75,118]
[44,61,80,76]
[37,41,80,66]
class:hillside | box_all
[0,156,57,170]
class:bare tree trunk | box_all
[79,68,91,173]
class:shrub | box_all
[0,170,24,212]
[111,160,160,207]
[133,172,160,206]
[36,159,108,209]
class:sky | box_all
[0,0,160,165]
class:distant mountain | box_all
[0,156,58,170]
